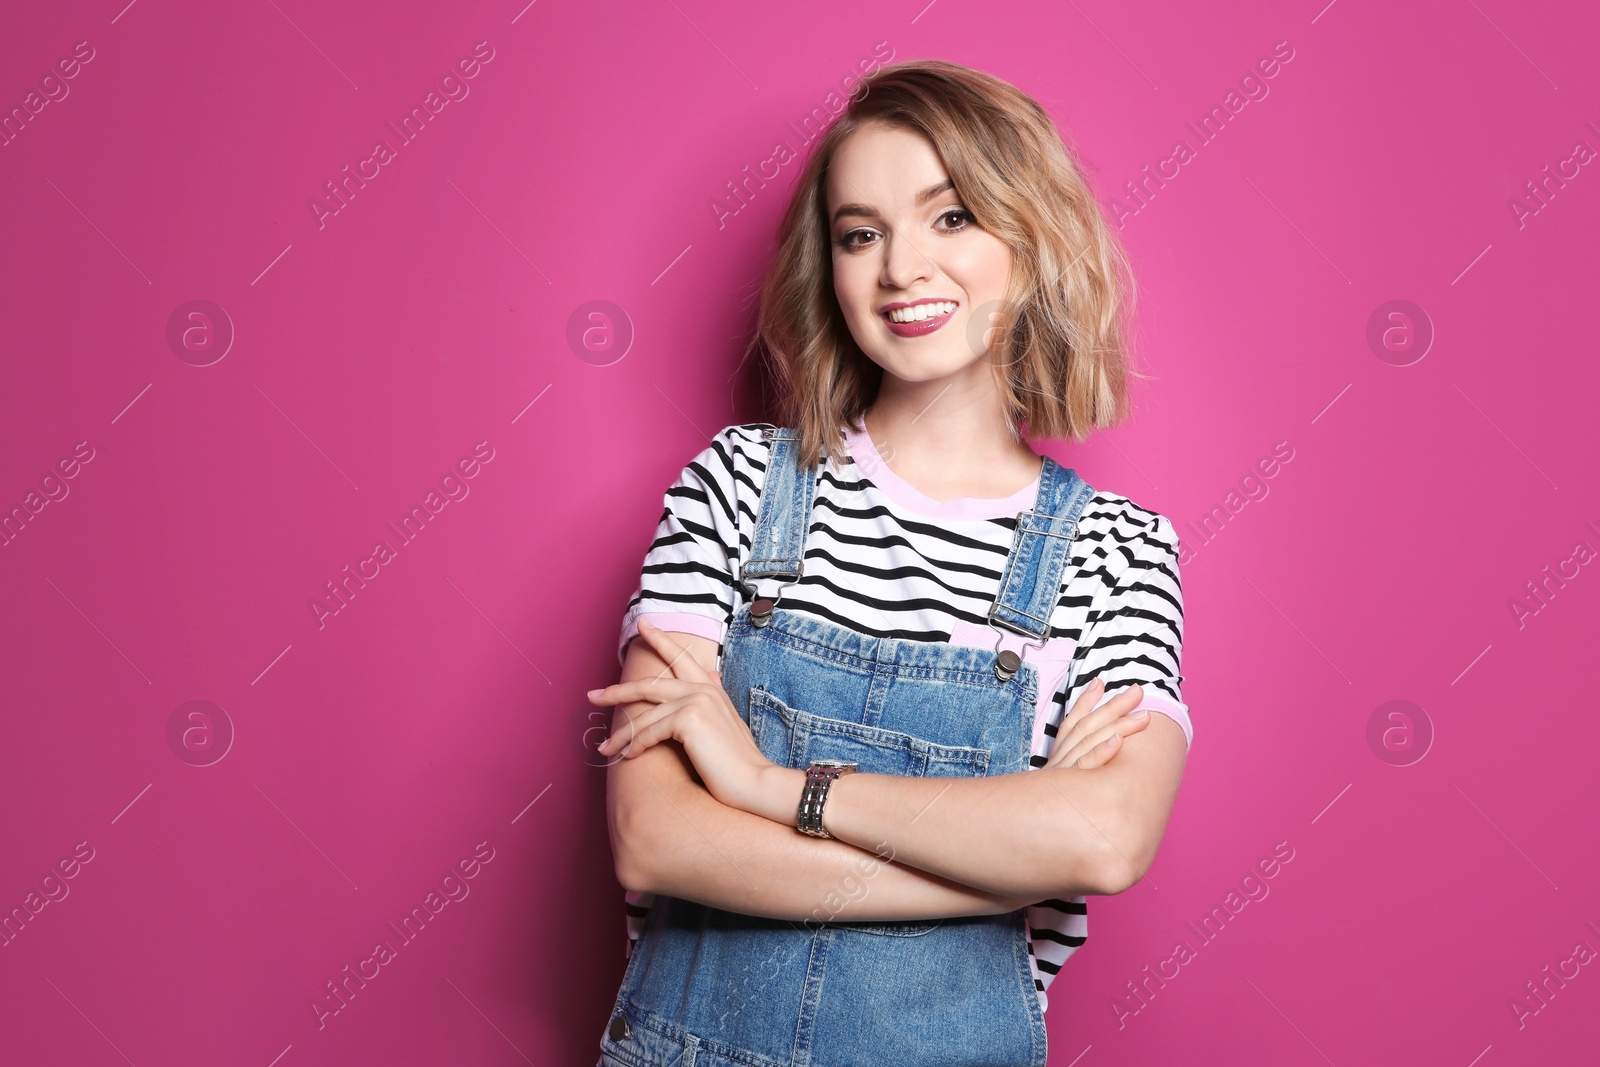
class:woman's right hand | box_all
[1042,678,1152,770]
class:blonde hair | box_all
[747,59,1143,469]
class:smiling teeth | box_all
[887,301,957,323]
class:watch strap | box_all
[797,762,856,838]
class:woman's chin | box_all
[868,351,986,387]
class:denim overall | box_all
[600,427,1096,1067]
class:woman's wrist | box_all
[748,764,808,827]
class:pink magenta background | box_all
[3,1,1598,1064]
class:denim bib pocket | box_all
[745,686,992,778]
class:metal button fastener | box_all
[608,1014,632,1041]
[994,648,1022,682]
[751,597,776,627]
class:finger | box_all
[1060,681,1140,739]
[1069,731,1124,770]
[600,695,693,759]
[1041,680,1110,770]
[1048,689,1147,769]
[1070,684,1145,737]
[1045,684,1145,768]
[1066,677,1106,718]
[597,696,673,756]
[637,619,714,683]
[1057,710,1151,769]
[587,676,700,707]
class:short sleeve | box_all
[1063,512,1191,749]
[615,426,756,666]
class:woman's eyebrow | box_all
[831,179,956,225]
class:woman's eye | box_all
[938,208,974,231]
[837,229,877,251]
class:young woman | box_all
[589,59,1190,1067]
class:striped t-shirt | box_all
[614,419,1191,1014]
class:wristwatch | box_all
[797,759,858,838]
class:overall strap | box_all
[988,456,1096,644]
[740,427,819,599]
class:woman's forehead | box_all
[826,125,952,215]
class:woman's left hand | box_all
[589,619,776,814]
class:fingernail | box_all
[587,688,603,697]
[640,618,654,629]
[1130,709,1149,719]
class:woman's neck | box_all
[860,397,1041,504]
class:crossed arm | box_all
[604,628,1187,922]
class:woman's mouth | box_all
[881,300,958,338]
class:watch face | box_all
[810,759,858,770]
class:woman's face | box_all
[826,121,1013,393]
